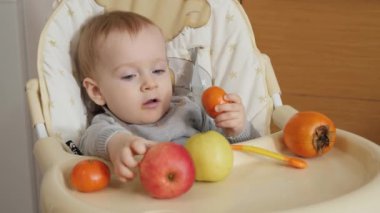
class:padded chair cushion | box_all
[167,0,272,136]
[38,0,104,144]
[38,0,273,146]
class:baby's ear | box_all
[82,77,106,106]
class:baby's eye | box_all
[121,74,136,80]
[153,69,166,75]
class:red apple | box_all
[139,142,195,199]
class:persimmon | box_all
[202,86,229,118]
[283,111,336,158]
[70,159,110,192]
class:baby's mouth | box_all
[143,98,160,108]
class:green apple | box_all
[185,131,233,182]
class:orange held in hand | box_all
[202,86,229,118]
[283,111,336,158]
[70,159,110,192]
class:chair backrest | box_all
[37,0,279,146]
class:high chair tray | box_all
[40,129,380,212]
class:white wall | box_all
[23,0,52,78]
[0,0,53,212]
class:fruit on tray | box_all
[202,86,229,118]
[139,142,195,199]
[283,111,336,158]
[185,130,233,181]
[70,159,110,192]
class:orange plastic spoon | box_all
[231,144,307,169]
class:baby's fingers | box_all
[216,118,241,129]
[215,102,243,114]
[214,111,240,123]
[130,140,154,155]
[223,94,241,104]
[120,147,139,168]
[114,147,141,182]
[114,164,135,182]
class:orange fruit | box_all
[202,86,228,118]
[283,111,336,158]
[70,159,110,192]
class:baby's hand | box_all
[107,133,156,182]
[214,94,246,137]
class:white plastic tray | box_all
[47,129,380,213]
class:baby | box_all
[75,11,258,182]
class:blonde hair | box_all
[74,11,157,122]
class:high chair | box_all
[26,0,380,212]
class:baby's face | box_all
[93,26,172,124]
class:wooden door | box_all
[243,0,380,144]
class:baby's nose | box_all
[141,76,158,91]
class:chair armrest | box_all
[26,79,44,126]
[272,105,298,130]
[33,137,75,174]
[26,79,48,138]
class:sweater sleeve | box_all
[79,114,130,159]
[226,121,260,144]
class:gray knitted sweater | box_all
[79,96,258,159]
